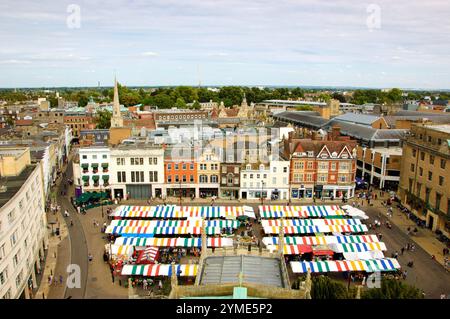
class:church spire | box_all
[111,76,124,128]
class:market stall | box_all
[258,205,345,219]
[114,237,234,248]
[263,224,368,235]
[109,219,240,229]
[290,258,400,273]
[105,225,222,236]
[121,264,198,277]
[261,218,362,228]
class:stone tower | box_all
[110,77,124,128]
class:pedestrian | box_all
[158,280,163,290]
[88,253,93,262]
[406,243,410,251]
[411,243,415,252]
[143,279,148,291]
[111,274,115,284]
[401,247,405,255]
[394,251,399,259]
[59,275,63,286]
[48,275,53,285]
[402,270,408,280]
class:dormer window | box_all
[246,164,251,170]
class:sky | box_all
[0,0,449,89]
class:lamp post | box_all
[261,181,265,206]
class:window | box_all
[15,271,22,288]
[92,155,97,159]
[420,152,425,161]
[430,155,435,165]
[131,171,135,182]
[82,155,87,159]
[272,177,276,184]
[10,230,18,246]
[13,252,19,267]
[273,167,277,173]
[116,158,125,165]
[412,149,416,157]
[410,164,415,172]
[441,159,446,169]
[199,175,208,183]
[294,162,304,170]
[318,174,327,182]
[102,155,107,159]
[331,162,337,170]
[117,171,126,183]
[419,167,423,176]
[175,175,179,183]
[425,187,431,203]
[211,175,218,183]
[307,162,313,169]
[8,210,15,223]
[182,175,187,182]
[175,164,179,170]
[428,171,433,181]
[190,175,194,182]
[167,163,171,170]
[436,193,442,211]
[149,158,153,165]
[153,158,158,165]
[0,244,5,261]
[318,162,328,170]
[0,268,7,285]
[338,175,347,182]
[417,183,422,197]
[439,176,444,186]
[167,176,172,183]
[190,163,194,170]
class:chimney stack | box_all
[331,125,341,141]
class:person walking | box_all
[401,247,405,255]
[59,275,63,286]
[88,253,93,262]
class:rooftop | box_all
[0,165,36,209]
[198,255,285,288]
[424,124,450,135]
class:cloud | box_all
[141,51,159,57]
[0,59,31,64]
[0,0,449,88]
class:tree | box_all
[292,275,355,299]
[192,101,201,110]
[175,97,187,109]
[362,278,424,299]
[95,110,112,129]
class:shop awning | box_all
[121,264,198,277]
[290,258,400,273]
[101,163,109,168]
[91,163,99,167]
[82,175,89,181]
[81,163,89,169]
[102,175,109,181]
[92,175,99,181]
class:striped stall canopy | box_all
[112,205,255,219]
[114,237,233,248]
[105,225,221,236]
[262,235,379,247]
[262,244,313,255]
[263,224,368,235]
[107,244,134,257]
[110,219,240,229]
[329,242,387,253]
[262,236,327,246]
[290,258,400,273]
[121,264,198,277]
[258,205,345,219]
[261,218,361,228]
